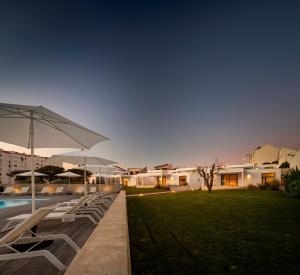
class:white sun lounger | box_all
[15,187,30,196]
[55,195,106,218]
[1,197,98,233]
[0,206,80,271]
[69,194,112,209]
[38,187,50,195]
[54,186,64,195]
[88,186,97,194]
[1,186,15,196]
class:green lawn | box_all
[127,190,300,275]
[125,186,167,195]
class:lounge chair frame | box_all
[0,208,80,271]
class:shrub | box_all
[285,179,300,198]
[267,180,280,191]
[257,183,267,190]
[155,184,163,189]
[285,168,300,184]
[285,168,300,198]
[257,180,280,191]
[246,184,257,190]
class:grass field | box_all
[127,190,300,274]
[125,186,167,195]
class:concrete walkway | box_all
[65,191,131,275]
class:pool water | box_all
[0,199,48,209]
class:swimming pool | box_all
[0,199,48,209]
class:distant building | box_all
[249,144,296,165]
[0,149,48,185]
[127,168,142,175]
[153,164,173,170]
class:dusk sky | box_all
[0,0,300,167]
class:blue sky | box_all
[0,0,300,167]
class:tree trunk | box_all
[205,178,212,192]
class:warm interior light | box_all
[14,187,21,193]
[247,174,251,179]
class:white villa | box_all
[120,163,283,190]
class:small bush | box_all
[285,178,300,198]
[257,183,267,190]
[285,168,300,184]
[155,184,166,189]
[267,180,280,191]
[284,168,300,198]
[257,180,280,191]
[246,184,257,190]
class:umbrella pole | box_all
[30,111,35,213]
[99,167,101,194]
[84,155,87,197]
[69,176,71,192]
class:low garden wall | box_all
[170,185,191,192]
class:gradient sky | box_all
[0,0,300,167]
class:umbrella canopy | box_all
[48,150,116,196]
[16,171,47,177]
[49,151,116,166]
[0,103,108,148]
[0,103,109,212]
[76,164,118,173]
[55,171,81,192]
[55,171,81,177]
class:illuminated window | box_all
[262,173,275,184]
[221,174,238,186]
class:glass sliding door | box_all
[262,173,275,184]
[221,174,238,186]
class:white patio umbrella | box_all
[0,103,109,212]
[55,171,81,192]
[49,150,116,196]
[16,171,47,177]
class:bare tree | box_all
[196,162,223,193]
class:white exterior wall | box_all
[290,150,300,169]
[244,168,281,185]
[188,171,202,190]
[249,144,280,165]
[278,148,297,165]
[127,176,137,187]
